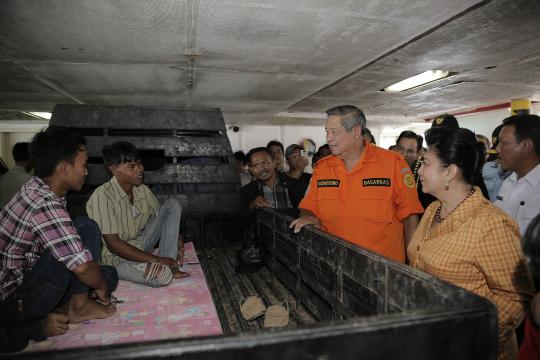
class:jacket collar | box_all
[508,163,540,188]
[109,176,144,202]
[29,176,64,204]
[256,171,289,190]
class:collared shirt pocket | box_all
[357,193,393,223]
[315,188,341,222]
[518,203,540,222]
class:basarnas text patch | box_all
[362,178,391,187]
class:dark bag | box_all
[236,226,265,273]
[236,243,265,273]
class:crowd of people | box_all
[0,105,539,358]
[239,105,540,360]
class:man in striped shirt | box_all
[86,141,188,287]
[0,126,116,350]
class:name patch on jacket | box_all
[317,179,340,188]
[362,178,391,187]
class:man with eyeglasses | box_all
[86,141,189,287]
[290,105,423,263]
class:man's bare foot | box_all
[42,313,70,337]
[172,270,190,279]
[68,294,116,323]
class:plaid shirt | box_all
[407,188,534,359]
[0,176,92,300]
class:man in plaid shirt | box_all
[0,126,117,352]
[241,147,306,220]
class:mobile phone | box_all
[300,150,308,158]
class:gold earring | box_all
[444,182,449,191]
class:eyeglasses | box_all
[325,124,358,137]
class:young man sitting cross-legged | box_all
[86,141,189,287]
[0,126,117,352]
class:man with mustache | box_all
[241,147,305,220]
[86,141,188,287]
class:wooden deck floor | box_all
[199,245,317,334]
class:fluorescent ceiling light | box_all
[382,70,455,93]
[274,111,327,119]
[21,111,52,119]
[28,112,52,119]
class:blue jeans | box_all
[116,198,181,285]
[0,217,118,326]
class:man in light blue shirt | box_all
[483,124,511,202]
[483,160,511,202]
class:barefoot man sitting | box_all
[0,127,117,350]
[86,141,189,287]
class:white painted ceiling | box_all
[1,0,539,126]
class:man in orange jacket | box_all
[290,105,423,263]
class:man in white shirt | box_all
[0,142,32,208]
[495,114,540,235]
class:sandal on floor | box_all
[240,296,266,321]
[143,262,173,287]
[263,300,289,328]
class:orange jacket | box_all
[300,143,423,262]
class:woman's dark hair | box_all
[30,126,86,178]
[424,127,480,185]
[102,141,140,168]
[523,213,540,291]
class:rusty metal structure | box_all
[49,104,241,246]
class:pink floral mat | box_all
[24,242,223,352]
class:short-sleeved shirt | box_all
[407,188,534,359]
[482,160,510,202]
[86,176,160,266]
[495,164,540,236]
[0,176,92,300]
[300,143,423,262]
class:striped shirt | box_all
[0,176,92,300]
[262,182,293,209]
[86,176,160,266]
